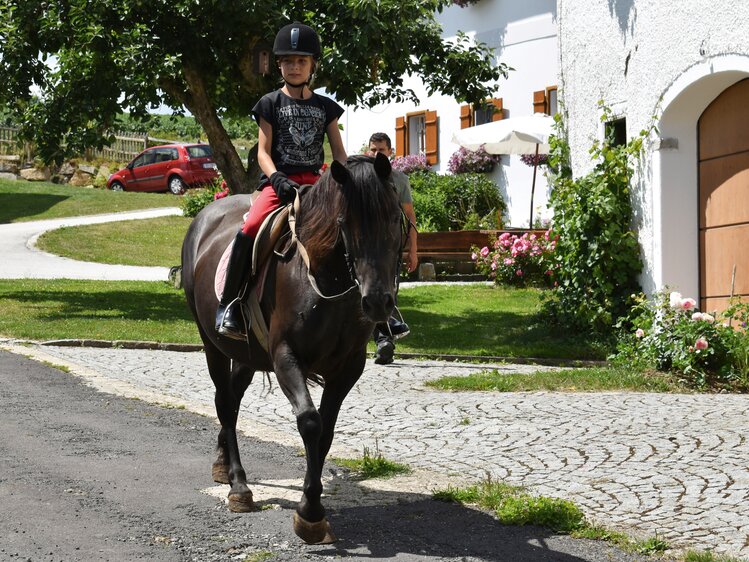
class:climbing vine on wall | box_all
[543,104,655,335]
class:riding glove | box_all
[269,171,299,204]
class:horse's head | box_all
[300,153,404,323]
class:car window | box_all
[133,150,158,168]
[187,145,212,159]
[155,148,178,163]
[131,153,148,168]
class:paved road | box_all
[0,207,181,280]
[4,341,748,560]
[1,349,652,562]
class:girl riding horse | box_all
[216,22,347,340]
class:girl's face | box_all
[278,55,314,84]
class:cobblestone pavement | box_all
[6,342,749,560]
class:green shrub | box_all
[181,177,227,218]
[543,105,649,335]
[409,171,505,231]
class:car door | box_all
[129,149,159,190]
[148,147,174,191]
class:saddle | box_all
[215,187,309,350]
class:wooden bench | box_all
[404,229,547,261]
[403,229,547,278]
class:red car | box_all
[107,144,219,195]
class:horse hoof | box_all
[212,462,230,484]
[293,512,337,544]
[228,491,254,513]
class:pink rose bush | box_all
[471,230,557,287]
[613,289,749,389]
[214,179,230,200]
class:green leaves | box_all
[544,105,652,335]
[409,171,505,232]
[0,0,504,189]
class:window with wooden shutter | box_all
[533,90,547,114]
[395,110,439,165]
[394,116,407,157]
[460,105,472,129]
[425,110,438,165]
[460,98,504,128]
[532,86,558,115]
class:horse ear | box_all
[374,151,392,180]
[330,160,350,185]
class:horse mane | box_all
[298,155,400,263]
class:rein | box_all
[286,190,361,301]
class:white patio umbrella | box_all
[452,113,555,227]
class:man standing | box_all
[367,132,418,364]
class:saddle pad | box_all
[215,239,274,300]
[214,240,234,301]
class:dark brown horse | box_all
[181,153,404,543]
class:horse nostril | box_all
[361,292,395,322]
[361,296,372,315]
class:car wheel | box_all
[110,181,124,192]
[168,176,186,195]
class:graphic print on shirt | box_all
[276,103,326,167]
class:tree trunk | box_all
[246,142,260,188]
[178,63,254,194]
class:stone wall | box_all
[0,156,110,187]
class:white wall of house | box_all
[337,0,559,228]
[558,0,749,300]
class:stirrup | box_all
[217,300,248,340]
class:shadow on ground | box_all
[0,192,69,223]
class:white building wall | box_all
[559,0,749,299]
[338,0,558,228]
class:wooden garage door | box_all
[699,78,749,313]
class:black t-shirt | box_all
[252,90,344,184]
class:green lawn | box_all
[395,284,606,359]
[37,215,191,267]
[0,279,605,360]
[0,177,178,223]
[1,181,606,360]
[0,279,198,343]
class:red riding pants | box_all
[241,171,320,237]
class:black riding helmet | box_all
[273,22,321,59]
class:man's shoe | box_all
[374,341,394,365]
[388,318,410,340]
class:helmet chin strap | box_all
[283,79,309,98]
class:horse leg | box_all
[317,367,362,466]
[205,344,255,512]
[274,348,333,544]
[212,361,255,484]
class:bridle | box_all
[286,188,407,301]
